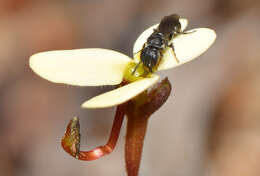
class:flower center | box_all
[123,62,146,83]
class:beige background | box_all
[1,0,260,176]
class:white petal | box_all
[29,48,132,86]
[81,75,159,108]
[133,18,188,61]
[157,28,216,71]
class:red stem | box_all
[78,104,126,161]
[61,104,126,161]
[125,111,148,176]
[124,78,172,176]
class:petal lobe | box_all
[157,28,216,71]
[81,75,160,108]
[29,48,132,86]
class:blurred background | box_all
[1,0,260,176]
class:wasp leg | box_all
[133,49,142,55]
[178,30,196,35]
[131,61,142,75]
[168,43,180,63]
[153,28,159,32]
[143,69,150,76]
[133,43,146,55]
[148,67,153,73]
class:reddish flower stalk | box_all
[125,108,149,176]
[61,104,126,161]
[61,78,171,176]
[125,77,172,176]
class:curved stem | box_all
[61,104,126,161]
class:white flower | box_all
[29,17,216,109]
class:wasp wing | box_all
[29,48,132,86]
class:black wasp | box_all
[133,14,190,74]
